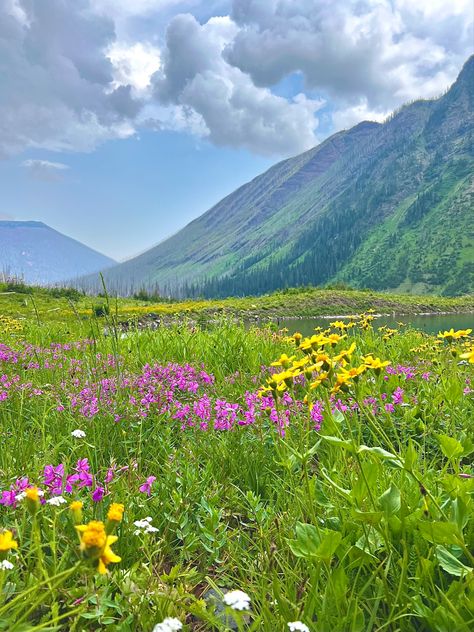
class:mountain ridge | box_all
[80,55,474,297]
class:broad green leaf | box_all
[316,531,342,561]
[418,521,463,546]
[379,484,401,516]
[436,546,473,576]
[436,434,464,460]
[288,522,321,558]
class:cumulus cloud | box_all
[226,0,473,110]
[0,0,472,159]
[22,159,70,181]
[0,0,141,157]
[152,14,323,155]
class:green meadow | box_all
[0,287,473,631]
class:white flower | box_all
[71,429,86,438]
[133,516,159,535]
[0,560,14,571]
[223,590,251,611]
[152,617,183,632]
[46,495,67,506]
[288,622,310,632]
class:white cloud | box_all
[22,159,70,181]
[0,0,141,157]
[226,0,473,127]
[109,42,161,92]
[153,13,323,155]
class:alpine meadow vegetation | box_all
[0,298,473,630]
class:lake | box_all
[276,312,474,336]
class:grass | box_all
[0,303,473,630]
[1,282,473,327]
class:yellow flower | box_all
[326,333,347,346]
[25,487,41,514]
[107,503,125,523]
[438,328,472,342]
[0,530,18,553]
[25,487,40,502]
[271,354,296,369]
[460,347,474,363]
[363,355,391,371]
[330,320,349,330]
[309,372,329,390]
[76,520,121,574]
[77,520,107,554]
[69,500,83,524]
[97,535,121,575]
[333,342,356,364]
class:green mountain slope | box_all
[84,56,474,297]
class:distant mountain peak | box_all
[0,221,115,285]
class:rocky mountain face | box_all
[0,221,115,285]
[82,56,473,297]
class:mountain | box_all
[0,221,116,286]
[82,56,473,297]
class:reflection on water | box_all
[277,313,474,336]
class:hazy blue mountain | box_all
[0,221,115,285]
[81,56,474,297]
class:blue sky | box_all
[0,0,472,260]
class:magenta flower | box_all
[139,476,156,496]
[92,486,105,502]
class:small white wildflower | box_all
[133,517,159,535]
[16,492,26,501]
[223,590,251,611]
[288,622,310,632]
[46,495,67,506]
[71,429,86,438]
[0,560,14,571]
[152,617,183,632]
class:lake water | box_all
[276,312,474,336]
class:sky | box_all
[0,0,472,261]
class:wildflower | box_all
[392,387,404,405]
[223,590,251,611]
[76,520,121,574]
[92,486,105,502]
[139,476,156,496]
[271,354,296,369]
[46,495,67,507]
[0,531,18,557]
[71,429,86,438]
[69,500,83,524]
[107,503,124,523]
[438,328,472,342]
[460,347,474,363]
[152,618,183,632]
[363,355,390,372]
[288,623,310,632]
[133,516,158,535]
[25,487,42,513]
[0,560,14,571]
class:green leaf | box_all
[316,531,342,561]
[378,484,401,516]
[404,439,418,470]
[288,522,321,558]
[436,434,464,460]
[418,521,463,546]
[435,546,473,576]
[320,435,356,453]
[357,445,403,467]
